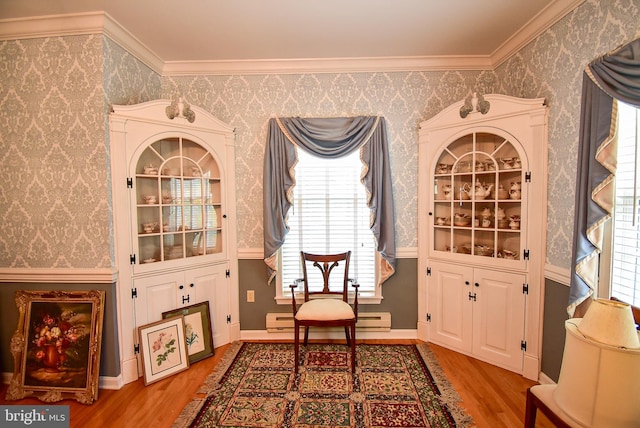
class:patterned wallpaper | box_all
[0,35,160,269]
[162,70,499,252]
[0,0,638,271]
[0,35,108,268]
[495,0,640,268]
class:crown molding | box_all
[162,55,494,76]
[0,11,164,74]
[491,0,585,67]
[0,1,584,76]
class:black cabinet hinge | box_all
[130,254,136,265]
[426,313,431,322]
[525,171,532,182]
[523,283,529,294]
[134,344,140,354]
[131,288,137,299]
[226,269,230,278]
[426,267,432,276]
[226,315,231,324]
[126,177,133,188]
[521,340,527,351]
[523,249,530,260]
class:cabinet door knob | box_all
[189,283,194,288]
[465,281,470,286]
[179,285,184,289]
[223,214,227,218]
[475,282,480,287]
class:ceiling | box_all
[0,0,582,73]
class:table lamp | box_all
[552,298,640,427]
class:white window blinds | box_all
[281,148,376,295]
[611,101,640,306]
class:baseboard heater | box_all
[266,312,391,332]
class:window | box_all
[610,101,640,307]
[278,148,378,300]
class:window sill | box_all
[275,295,383,305]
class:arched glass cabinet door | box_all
[432,131,526,262]
[133,137,223,265]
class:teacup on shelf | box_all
[436,163,451,174]
[435,217,448,225]
[142,222,156,233]
[501,249,517,260]
[143,195,157,204]
[143,165,158,175]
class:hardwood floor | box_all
[0,340,555,427]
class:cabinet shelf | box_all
[132,137,226,264]
[430,131,524,261]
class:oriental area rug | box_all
[173,342,474,428]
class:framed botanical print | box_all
[138,316,189,385]
[6,290,106,404]
[162,301,214,364]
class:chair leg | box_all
[304,326,309,346]
[524,388,537,428]
[350,323,356,372]
[344,326,351,345]
[294,321,300,373]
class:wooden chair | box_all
[290,251,359,373]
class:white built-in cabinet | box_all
[417,94,548,380]
[109,100,240,385]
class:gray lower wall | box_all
[0,283,119,377]
[238,258,418,330]
[239,257,570,383]
[541,278,570,382]
[0,264,567,382]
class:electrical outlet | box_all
[247,290,255,302]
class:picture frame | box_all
[162,301,214,364]
[138,315,189,385]
[6,290,106,404]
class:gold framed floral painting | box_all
[6,290,105,404]
[138,315,189,385]
[162,301,214,364]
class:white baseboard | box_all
[538,371,556,385]
[240,329,418,341]
[99,375,124,390]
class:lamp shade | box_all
[578,299,640,349]
[553,320,640,427]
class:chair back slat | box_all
[300,251,351,302]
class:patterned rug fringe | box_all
[416,343,475,427]
[172,341,244,428]
[173,341,475,428]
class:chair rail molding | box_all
[0,267,118,284]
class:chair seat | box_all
[295,299,355,321]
